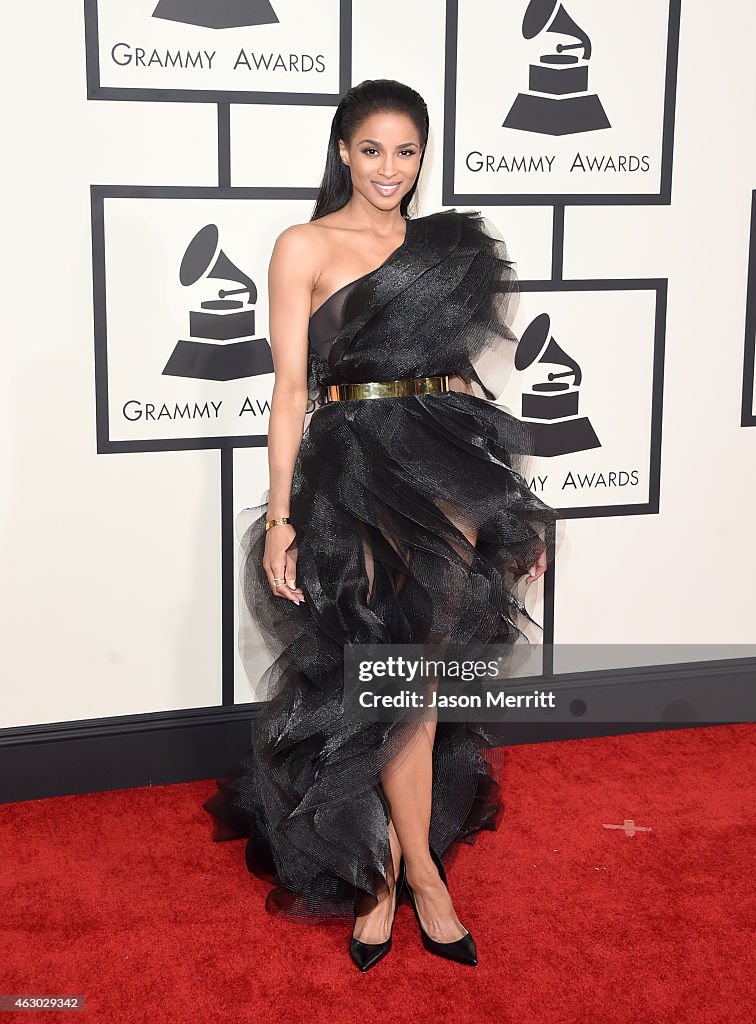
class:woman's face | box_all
[339,110,423,212]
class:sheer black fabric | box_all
[202,208,562,921]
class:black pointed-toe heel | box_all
[404,846,478,967]
[350,857,406,973]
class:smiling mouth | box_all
[372,181,401,195]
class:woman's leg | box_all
[351,530,408,944]
[383,499,480,941]
[380,716,468,943]
[351,815,403,944]
[352,509,475,944]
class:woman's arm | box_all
[448,374,474,395]
[262,224,315,604]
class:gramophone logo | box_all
[162,224,274,382]
[503,0,610,136]
[152,0,279,29]
[515,312,600,457]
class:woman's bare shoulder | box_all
[271,217,348,289]
[273,216,345,256]
[267,223,318,293]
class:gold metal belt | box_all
[326,374,450,402]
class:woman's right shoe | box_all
[404,846,478,967]
[349,857,406,973]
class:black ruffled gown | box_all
[202,208,561,921]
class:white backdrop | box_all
[2,1,755,730]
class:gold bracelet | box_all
[265,516,291,532]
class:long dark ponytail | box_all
[311,79,429,222]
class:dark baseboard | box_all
[0,705,257,804]
[1,656,754,804]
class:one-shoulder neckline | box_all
[308,217,414,324]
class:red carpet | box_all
[1,724,754,1024]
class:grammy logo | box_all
[503,0,611,137]
[515,312,600,457]
[152,0,279,30]
[162,224,274,382]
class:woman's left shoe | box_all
[404,846,478,967]
[349,856,406,973]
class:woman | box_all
[203,79,560,972]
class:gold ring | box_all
[272,577,285,583]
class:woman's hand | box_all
[525,548,548,584]
[263,524,305,605]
